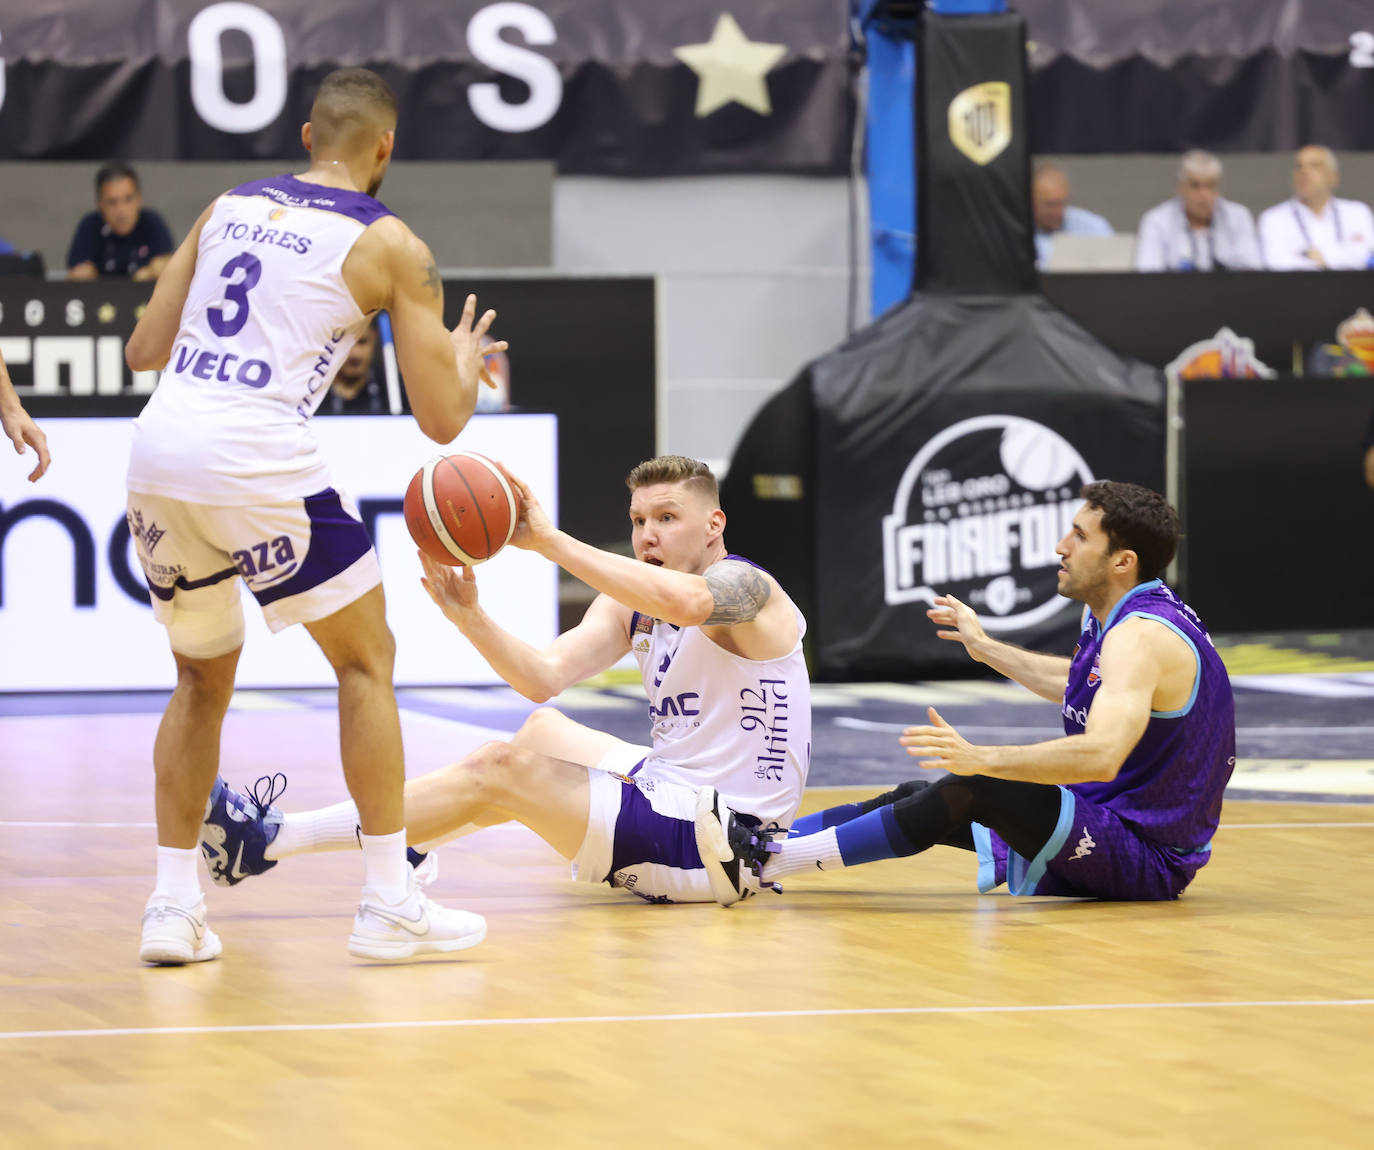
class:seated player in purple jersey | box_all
[705,480,1236,903]
[201,456,812,908]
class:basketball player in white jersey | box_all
[124,69,504,964]
[203,456,811,906]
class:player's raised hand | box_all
[418,549,480,621]
[898,707,985,774]
[449,293,508,394]
[926,593,989,662]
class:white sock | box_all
[266,800,361,859]
[360,829,410,904]
[153,845,202,904]
[764,827,845,880]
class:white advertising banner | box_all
[0,415,558,691]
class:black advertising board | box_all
[1181,376,1374,631]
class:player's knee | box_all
[172,656,237,710]
[328,628,396,683]
[462,741,529,803]
[513,707,565,745]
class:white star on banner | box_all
[673,13,787,117]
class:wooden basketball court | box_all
[3,692,1372,1148]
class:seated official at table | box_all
[1258,146,1374,271]
[1135,150,1261,272]
[67,163,175,282]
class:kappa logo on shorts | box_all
[1069,827,1097,861]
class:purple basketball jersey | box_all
[1062,580,1236,858]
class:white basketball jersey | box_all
[127,174,389,505]
[630,559,812,829]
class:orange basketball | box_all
[403,451,521,566]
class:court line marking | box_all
[3,998,1371,1042]
[833,717,1374,737]
[5,817,1371,830]
[1217,823,1374,830]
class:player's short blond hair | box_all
[624,455,719,506]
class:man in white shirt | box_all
[1258,146,1374,271]
[1032,164,1114,268]
[1135,151,1261,272]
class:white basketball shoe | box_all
[139,894,223,965]
[347,863,486,961]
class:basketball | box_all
[403,451,521,566]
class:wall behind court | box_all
[6,154,1373,468]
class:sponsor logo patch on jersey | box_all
[632,612,654,636]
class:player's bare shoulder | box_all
[700,559,796,658]
[342,215,437,315]
[702,558,773,626]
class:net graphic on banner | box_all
[882,415,1090,631]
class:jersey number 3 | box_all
[207,252,263,338]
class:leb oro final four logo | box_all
[881,415,1092,632]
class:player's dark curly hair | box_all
[625,456,719,506]
[1079,481,1179,582]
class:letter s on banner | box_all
[189,2,288,133]
[467,2,562,133]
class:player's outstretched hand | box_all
[898,707,986,775]
[450,293,509,395]
[926,593,989,662]
[1,403,50,482]
[418,549,479,622]
[494,464,555,552]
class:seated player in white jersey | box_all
[124,68,507,965]
[201,455,812,906]
[710,482,1236,904]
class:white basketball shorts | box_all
[126,486,382,642]
[571,742,717,904]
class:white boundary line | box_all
[5,816,1372,830]
[833,717,1374,737]
[0,821,158,828]
[4,998,1372,1042]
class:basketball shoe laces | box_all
[247,771,288,817]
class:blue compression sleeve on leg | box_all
[834,806,915,866]
[789,803,867,837]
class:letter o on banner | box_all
[189,2,288,134]
[467,2,563,133]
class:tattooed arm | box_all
[704,560,771,624]
[344,217,506,443]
